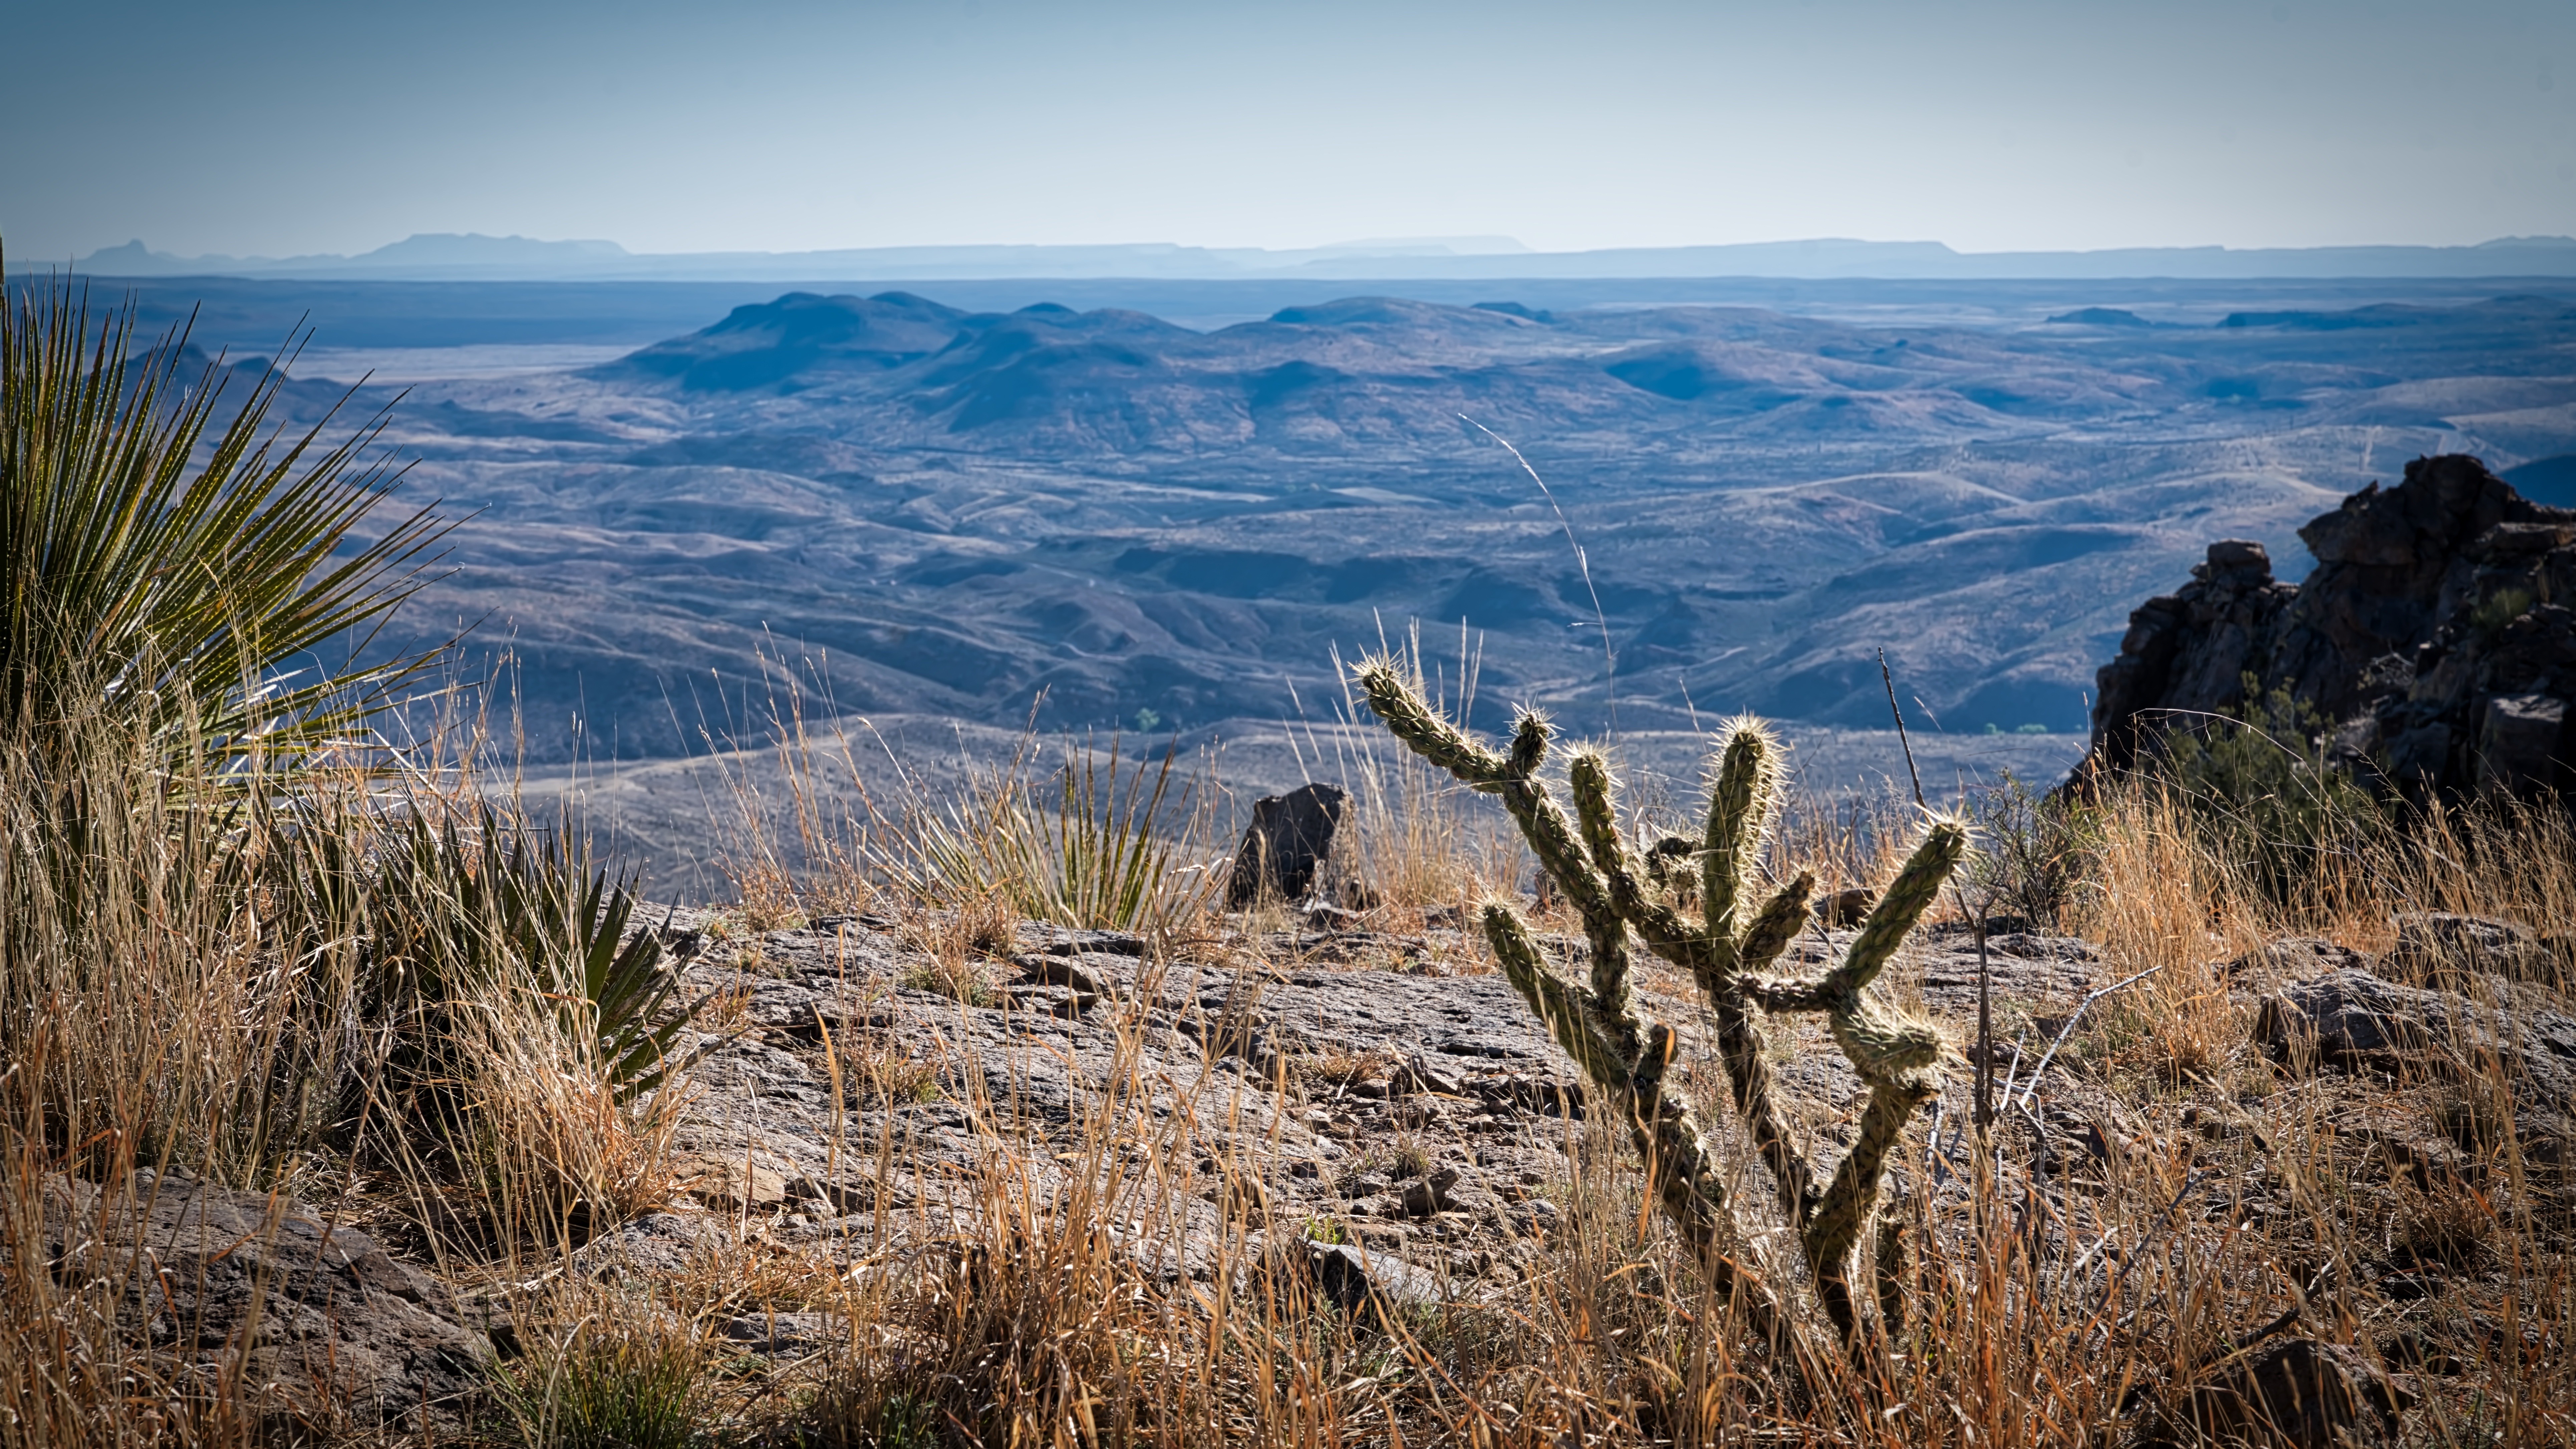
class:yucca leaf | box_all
[2,255,453,767]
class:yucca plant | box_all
[352,800,705,1109]
[887,734,1204,932]
[0,254,449,765]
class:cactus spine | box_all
[1355,657,1966,1346]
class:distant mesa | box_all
[2219,303,2425,330]
[53,233,2576,283]
[607,291,972,391]
[1267,298,1468,327]
[2047,307,2152,327]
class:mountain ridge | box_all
[43,233,2576,283]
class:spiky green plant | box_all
[1356,656,1966,1353]
[888,734,1203,932]
[345,800,707,1110]
[0,258,449,764]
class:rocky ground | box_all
[69,901,2574,1439]
[553,899,2576,1407]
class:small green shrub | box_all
[898,956,995,1008]
[2141,674,2391,907]
[1966,771,2099,929]
[884,736,1206,932]
[493,1319,701,1449]
[2471,585,2535,637]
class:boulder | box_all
[1300,1237,1440,1319]
[1225,783,1349,907]
[39,1172,495,1433]
[2083,455,2576,799]
[2379,912,2567,991]
[1814,887,1876,929]
[1397,1167,1466,1216]
[2255,967,2576,1106]
[2178,1338,2412,1448]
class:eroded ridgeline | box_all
[1354,656,1966,1354]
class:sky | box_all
[5,0,2572,263]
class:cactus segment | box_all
[1828,995,1948,1085]
[1508,708,1552,778]
[1712,990,1822,1228]
[1874,1209,1911,1343]
[1701,718,1780,943]
[1579,915,1641,1059]
[1802,1080,1938,1290]
[1739,974,1833,1012]
[1481,901,1630,1089]
[1825,816,1968,999]
[1355,657,1512,787]
[1737,870,1817,973]
[1567,748,1628,876]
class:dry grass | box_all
[0,677,712,1446]
[8,657,2575,1446]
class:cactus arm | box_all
[1739,975,1834,1012]
[1576,913,1643,1061]
[1738,871,1817,974]
[1874,1202,1911,1344]
[1493,774,1641,1062]
[1507,709,1550,778]
[1356,659,1515,787]
[1565,748,1641,1018]
[1481,901,1634,1087]
[1567,748,1628,875]
[1710,990,1821,1231]
[1828,996,1948,1083]
[1701,720,1780,945]
[1800,1078,1937,1338]
[1823,817,1966,999]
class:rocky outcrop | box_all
[2086,454,2576,797]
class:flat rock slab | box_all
[39,1173,494,1433]
[637,909,2126,1294]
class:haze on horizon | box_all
[5,0,2572,267]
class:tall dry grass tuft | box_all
[0,685,368,1447]
[2073,781,2261,1082]
[701,658,1228,941]
[701,655,883,926]
[1303,630,1531,912]
[878,731,1217,939]
[0,662,714,1441]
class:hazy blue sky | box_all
[6,0,2571,261]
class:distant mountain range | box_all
[41,232,2576,283]
[217,280,2567,772]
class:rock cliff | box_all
[2087,454,2576,797]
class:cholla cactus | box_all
[1356,656,1965,1344]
